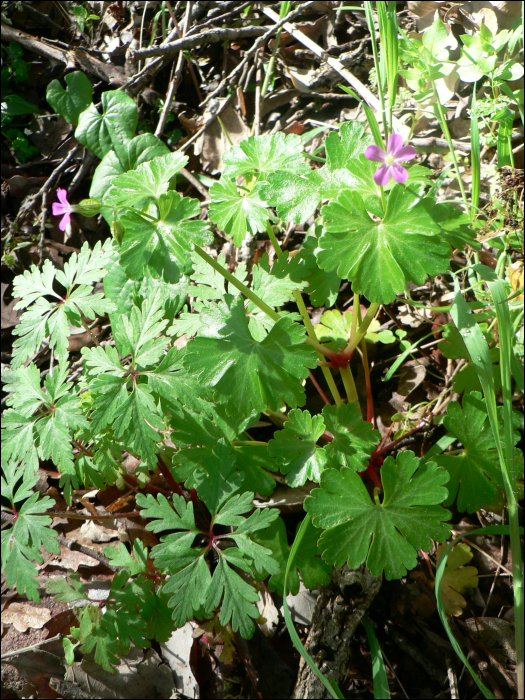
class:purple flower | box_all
[364,134,417,186]
[52,188,72,231]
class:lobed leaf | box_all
[183,295,317,416]
[305,451,451,579]
[222,132,309,178]
[318,185,450,304]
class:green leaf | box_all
[183,295,317,416]
[46,71,92,126]
[1,412,39,473]
[305,451,451,579]
[138,465,279,636]
[1,462,60,601]
[322,403,380,471]
[3,365,87,477]
[1,95,39,126]
[73,610,121,673]
[206,554,260,638]
[75,90,137,159]
[260,167,357,225]
[103,257,188,323]
[11,241,115,367]
[136,493,200,550]
[268,409,329,486]
[223,132,309,178]
[46,572,89,603]
[252,517,331,595]
[169,411,278,496]
[314,309,395,352]
[90,134,170,203]
[83,319,184,466]
[194,446,244,517]
[324,120,374,170]
[247,252,307,338]
[318,185,450,304]
[209,177,269,246]
[421,18,450,61]
[90,377,164,465]
[226,508,281,575]
[119,191,212,282]
[3,362,48,417]
[164,553,212,628]
[435,392,522,512]
[423,200,481,250]
[103,540,147,575]
[104,151,188,208]
[112,287,169,367]
[438,323,501,393]
[297,235,341,308]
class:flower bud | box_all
[111,219,124,244]
[71,199,101,217]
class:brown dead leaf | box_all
[194,95,250,174]
[47,544,101,571]
[1,283,21,329]
[436,543,479,616]
[3,602,52,632]
[253,483,314,511]
[195,615,236,664]
[256,587,280,637]
[398,360,427,398]
[464,617,516,664]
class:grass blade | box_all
[470,83,480,218]
[450,271,524,697]
[282,514,343,700]
[362,617,391,699]
[472,264,524,696]
[363,1,388,137]
[338,84,384,147]
[435,525,523,700]
[377,0,399,119]
[497,106,514,167]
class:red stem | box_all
[308,371,331,405]
[374,421,427,457]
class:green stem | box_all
[265,221,342,404]
[429,78,468,208]
[364,1,388,141]
[340,364,360,408]
[342,303,379,358]
[232,440,268,446]
[216,115,233,147]
[260,1,291,100]
[350,293,359,340]
[117,206,157,221]
[193,245,280,321]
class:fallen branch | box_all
[260,5,404,132]
[132,25,269,59]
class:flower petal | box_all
[391,162,408,183]
[58,213,71,231]
[394,145,417,162]
[56,188,69,206]
[387,133,404,156]
[364,144,386,162]
[373,164,393,186]
[52,202,66,216]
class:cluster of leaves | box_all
[1,41,40,162]
[3,75,519,673]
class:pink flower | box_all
[52,188,72,231]
[364,134,417,186]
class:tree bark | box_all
[291,565,381,699]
